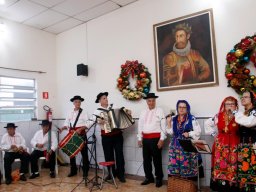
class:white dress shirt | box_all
[204,115,218,136]
[31,130,58,151]
[1,132,26,152]
[166,116,201,140]
[63,108,91,129]
[93,106,109,131]
[235,109,256,127]
[137,107,167,141]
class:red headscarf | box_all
[217,96,238,132]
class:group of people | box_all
[1,91,256,192]
[138,91,256,191]
[205,91,256,192]
[1,120,57,185]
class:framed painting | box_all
[153,9,218,91]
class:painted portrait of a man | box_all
[154,9,218,91]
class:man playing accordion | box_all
[93,92,128,183]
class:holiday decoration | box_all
[117,60,151,100]
[225,35,256,94]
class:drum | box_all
[58,131,85,158]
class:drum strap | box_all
[73,108,83,128]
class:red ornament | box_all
[118,78,123,83]
[226,53,237,63]
[226,73,233,80]
[137,80,142,86]
[250,53,256,64]
[139,72,146,78]
[121,64,125,69]
[243,69,250,75]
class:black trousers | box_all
[30,150,56,173]
[70,136,89,176]
[142,138,163,181]
[101,132,125,178]
[4,152,30,180]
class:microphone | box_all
[93,114,104,120]
[166,112,175,119]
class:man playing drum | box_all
[60,95,90,178]
[93,92,126,183]
[30,120,58,179]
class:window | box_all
[0,76,37,122]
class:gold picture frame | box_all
[153,9,218,91]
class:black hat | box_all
[4,123,17,128]
[70,95,84,102]
[39,120,51,126]
[95,92,108,103]
[143,93,159,99]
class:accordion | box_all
[99,107,135,133]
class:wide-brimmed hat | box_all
[143,93,159,99]
[4,123,18,128]
[39,120,51,126]
[95,92,108,103]
[70,95,84,102]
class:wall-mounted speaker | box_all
[77,63,88,76]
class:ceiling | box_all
[0,0,138,34]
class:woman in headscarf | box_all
[166,100,202,178]
[205,96,239,192]
[235,91,256,191]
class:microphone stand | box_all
[86,117,101,191]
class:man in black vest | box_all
[60,95,90,178]
[93,92,126,183]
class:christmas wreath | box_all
[117,60,151,100]
[225,35,256,94]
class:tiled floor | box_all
[0,166,168,192]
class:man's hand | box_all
[36,144,44,149]
[97,118,105,125]
[59,127,67,133]
[48,150,53,155]
[138,140,143,148]
[157,140,164,149]
[11,145,18,152]
[18,146,24,153]
[76,127,85,135]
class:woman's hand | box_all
[166,115,172,128]
[182,132,189,138]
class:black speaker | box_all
[77,63,88,76]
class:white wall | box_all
[55,0,256,118]
[0,19,57,119]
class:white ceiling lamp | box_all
[0,0,5,5]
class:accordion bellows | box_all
[99,107,135,133]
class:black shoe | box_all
[118,176,126,183]
[155,180,162,188]
[104,174,112,181]
[29,173,40,179]
[20,174,27,181]
[141,178,154,185]
[6,179,12,185]
[50,172,56,178]
[67,172,77,177]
